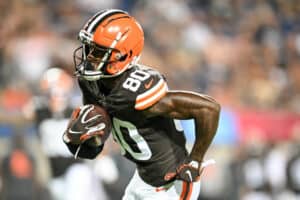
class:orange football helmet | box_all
[74,9,144,80]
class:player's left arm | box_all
[144,90,221,163]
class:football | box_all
[67,104,112,147]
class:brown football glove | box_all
[164,158,216,182]
[65,105,106,146]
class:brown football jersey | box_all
[78,64,188,186]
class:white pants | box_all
[122,170,201,200]
[49,163,109,200]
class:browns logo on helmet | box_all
[73,9,144,81]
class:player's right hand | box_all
[164,158,201,182]
[176,160,202,182]
[164,158,216,183]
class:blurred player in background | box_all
[63,9,220,200]
[25,67,108,200]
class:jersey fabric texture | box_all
[77,64,189,187]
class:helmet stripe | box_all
[96,31,123,70]
[86,9,127,33]
[83,10,106,31]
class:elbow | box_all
[213,101,221,114]
[202,94,221,115]
[208,100,221,117]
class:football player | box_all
[63,9,221,200]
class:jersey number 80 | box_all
[122,70,150,92]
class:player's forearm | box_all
[145,91,221,161]
[190,105,220,162]
[159,92,221,162]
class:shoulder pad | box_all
[133,67,168,110]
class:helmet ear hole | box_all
[120,54,127,61]
[115,53,127,61]
[129,50,133,58]
[115,52,122,60]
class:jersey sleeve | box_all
[134,70,168,110]
[104,67,168,113]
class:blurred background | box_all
[0,0,300,199]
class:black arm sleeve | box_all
[65,142,104,159]
[78,79,101,105]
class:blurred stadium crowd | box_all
[0,0,300,199]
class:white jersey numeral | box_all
[122,77,141,92]
[122,70,150,92]
[112,117,152,160]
